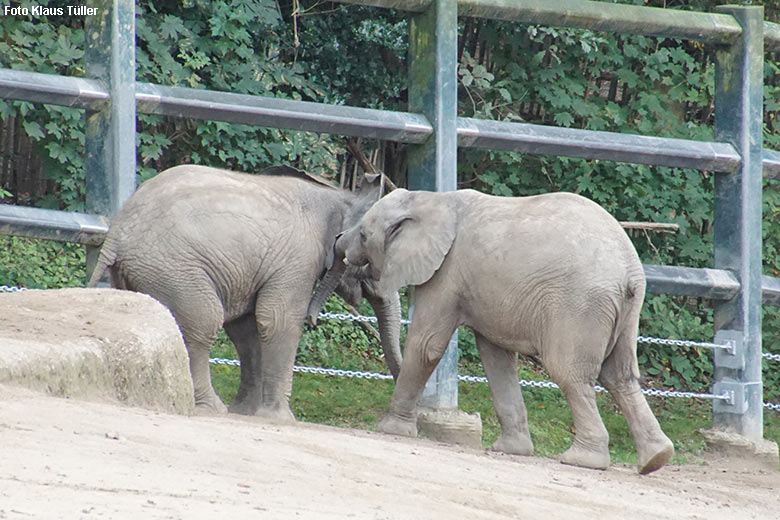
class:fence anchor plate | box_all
[713,329,744,370]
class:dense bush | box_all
[0,0,779,400]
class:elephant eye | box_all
[360,231,367,243]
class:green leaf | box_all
[22,121,44,139]
[553,112,574,127]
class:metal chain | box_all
[763,351,780,363]
[0,285,27,293]
[637,335,728,351]
[210,358,764,406]
[765,402,780,412]
[317,311,411,326]
[458,372,732,401]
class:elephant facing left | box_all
[87,164,402,420]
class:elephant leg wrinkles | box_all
[167,287,227,415]
[476,334,533,456]
[224,315,262,415]
[544,340,611,471]
[378,303,458,437]
[250,279,312,423]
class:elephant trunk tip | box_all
[305,311,319,328]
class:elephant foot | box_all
[378,413,417,438]
[254,404,296,424]
[560,440,610,471]
[636,436,674,475]
[491,431,534,456]
[193,396,228,416]
[228,397,260,416]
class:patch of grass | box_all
[209,338,780,467]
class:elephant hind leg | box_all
[544,338,610,471]
[169,292,227,414]
[599,328,674,475]
[476,334,533,456]
[224,315,262,415]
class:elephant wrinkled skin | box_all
[88,164,401,420]
[337,188,674,475]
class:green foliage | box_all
[298,296,394,373]
[0,0,87,210]
[289,3,408,108]
[638,296,714,391]
[0,0,344,211]
[134,0,342,179]
[0,236,86,288]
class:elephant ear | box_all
[369,190,457,296]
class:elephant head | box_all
[336,188,457,296]
[306,172,389,319]
[306,173,403,379]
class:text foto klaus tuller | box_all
[3,5,98,16]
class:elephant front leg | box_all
[476,334,533,456]
[378,316,458,438]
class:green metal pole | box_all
[84,0,137,272]
[407,0,459,409]
[712,6,764,442]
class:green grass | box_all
[209,341,780,467]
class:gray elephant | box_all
[87,164,401,420]
[333,187,675,474]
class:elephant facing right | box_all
[331,188,675,475]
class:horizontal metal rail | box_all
[0,68,108,109]
[457,118,741,173]
[0,205,108,245]
[338,0,780,52]
[6,69,780,177]
[643,264,740,300]
[764,149,780,180]
[766,21,780,53]
[135,83,432,144]
[760,275,780,307]
[457,0,742,45]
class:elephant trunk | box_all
[365,289,403,380]
[307,253,348,327]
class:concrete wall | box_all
[0,288,194,414]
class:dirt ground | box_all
[0,385,778,519]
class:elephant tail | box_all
[615,269,646,379]
[86,242,117,288]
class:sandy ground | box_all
[1,385,778,519]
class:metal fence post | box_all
[712,5,764,441]
[84,0,137,271]
[407,0,459,410]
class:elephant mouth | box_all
[343,255,378,281]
